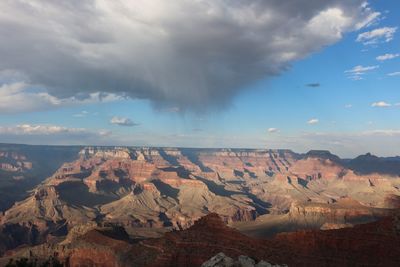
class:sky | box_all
[0,0,399,158]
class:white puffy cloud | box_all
[110,116,138,127]
[371,101,391,107]
[387,72,400,76]
[345,65,379,80]
[345,65,379,74]
[0,0,379,111]
[0,124,86,135]
[376,53,399,61]
[0,82,123,113]
[307,118,319,125]
[357,27,397,45]
[0,124,112,145]
[267,128,279,133]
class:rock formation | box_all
[2,213,400,267]
[201,253,286,267]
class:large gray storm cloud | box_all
[0,0,378,111]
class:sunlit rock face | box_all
[0,151,33,172]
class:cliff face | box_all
[287,198,392,228]
[0,151,32,172]
[1,146,400,258]
[0,145,81,212]
[347,153,400,176]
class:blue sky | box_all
[0,0,399,157]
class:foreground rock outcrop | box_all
[201,253,286,267]
[2,213,400,267]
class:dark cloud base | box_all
[0,0,376,111]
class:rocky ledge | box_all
[202,253,286,267]
[2,212,400,266]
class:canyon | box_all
[0,144,400,266]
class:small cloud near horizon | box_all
[307,118,319,125]
[371,101,391,107]
[110,116,139,127]
[268,128,279,133]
